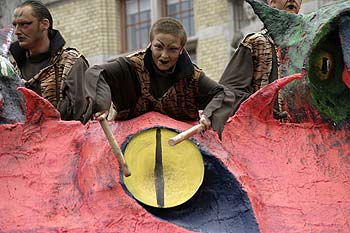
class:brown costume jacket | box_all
[84,47,235,137]
[10,30,89,122]
[219,29,285,117]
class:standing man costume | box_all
[10,0,89,122]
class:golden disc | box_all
[123,128,204,208]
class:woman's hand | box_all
[94,110,109,121]
[199,114,211,130]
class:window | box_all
[166,0,194,37]
[166,0,196,62]
[121,0,195,53]
[123,0,151,51]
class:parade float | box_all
[0,0,349,232]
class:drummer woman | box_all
[83,17,234,139]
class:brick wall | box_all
[194,0,232,81]
[46,0,121,65]
[7,0,345,75]
[46,0,234,78]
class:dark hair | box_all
[17,0,54,37]
[149,17,187,47]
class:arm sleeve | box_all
[198,73,236,139]
[218,45,255,115]
[57,57,90,122]
[83,64,112,123]
[83,57,139,123]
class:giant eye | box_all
[310,50,334,81]
[307,29,345,95]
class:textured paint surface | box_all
[246,0,350,124]
[0,88,258,232]
[0,26,25,124]
[122,128,205,208]
[221,74,350,232]
[1,2,350,230]
[0,89,190,232]
[121,128,259,233]
[1,73,349,232]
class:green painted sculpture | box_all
[246,0,350,125]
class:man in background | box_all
[10,0,89,122]
[219,0,302,120]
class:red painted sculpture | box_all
[0,71,349,232]
[1,0,350,232]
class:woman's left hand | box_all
[199,115,211,130]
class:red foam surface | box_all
[0,76,349,232]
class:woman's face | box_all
[150,33,183,71]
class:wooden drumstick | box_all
[168,123,205,146]
[98,115,131,177]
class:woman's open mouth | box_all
[159,60,169,65]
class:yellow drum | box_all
[123,128,204,208]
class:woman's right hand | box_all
[94,110,109,121]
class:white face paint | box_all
[150,33,184,71]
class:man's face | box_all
[150,33,184,71]
[269,0,302,14]
[12,5,47,51]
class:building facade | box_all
[1,0,344,80]
[42,0,236,80]
[0,0,24,28]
